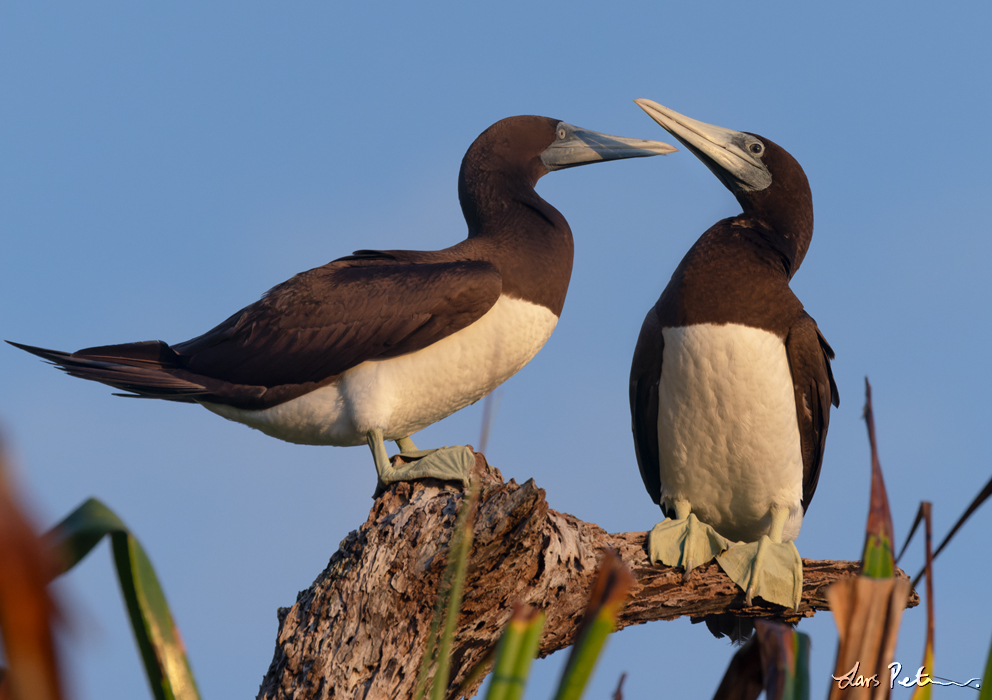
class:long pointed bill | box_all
[634,99,771,192]
[540,122,676,171]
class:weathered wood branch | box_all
[257,452,918,700]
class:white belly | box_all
[657,323,803,543]
[201,294,558,446]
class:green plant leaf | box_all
[432,489,476,700]
[552,551,633,700]
[511,609,543,700]
[910,502,935,700]
[712,621,809,700]
[485,606,544,700]
[861,379,895,578]
[756,621,810,700]
[46,498,200,700]
[486,619,524,700]
[414,482,479,700]
[979,631,992,700]
[553,612,615,700]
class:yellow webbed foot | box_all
[649,513,733,574]
[717,536,802,609]
[380,445,475,490]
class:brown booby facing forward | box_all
[629,100,838,609]
[10,116,675,492]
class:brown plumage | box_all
[629,104,838,520]
[10,115,674,462]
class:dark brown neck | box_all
[457,146,573,317]
[655,220,804,336]
[734,136,814,279]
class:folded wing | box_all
[11,255,503,409]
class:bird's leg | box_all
[367,429,393,497]
[395,436,418,453]
[767,505,788,544]
[716,505,803,609]
[648,499,732,578]
[367,429,474,497]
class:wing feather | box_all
[630,306,665,508]
[785,312,839,511]
[174,257,503,388]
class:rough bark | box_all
[257,452,918,700]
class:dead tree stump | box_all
[257,452,917,700]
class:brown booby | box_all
[629,100,838,609]
[10,115,675,493]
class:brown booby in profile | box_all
[629,100,838,609]
[10,115,675,492]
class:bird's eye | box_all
[557,128,567,140]
[748,142,763,155]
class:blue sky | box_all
[2,3,991,698]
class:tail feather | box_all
[74,340,183,365]
[6,340,207,402]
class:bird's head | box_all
[635,99,813,276]
[461,115,675,191]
